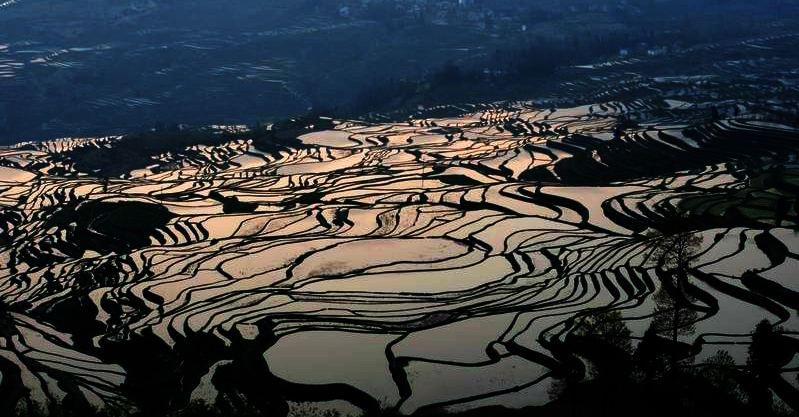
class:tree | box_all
[744,319,784,412]
[698,350,745,402]
[747,319,786,371]
[548,310,634,399]
[645,229,703,272]
[740,319,799,415]
[649,280,698,341]
[570,309,634,357]
[644,230,703,372]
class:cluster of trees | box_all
[545,229,799,416]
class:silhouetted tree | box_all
[645,229,702,272]
[697,349,745,402]
[548,309,634,399]
[743,319,799,413]
[644,229,703,372]
[747,319,786,371]
[571,309,635,357]
[649,280,698,343]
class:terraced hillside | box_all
[2,37,799,417]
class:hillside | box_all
[1,31,799,417]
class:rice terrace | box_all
[2,8,799,417]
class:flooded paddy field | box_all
[1,4,799,417]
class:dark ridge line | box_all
[739,271,799,312]
[690,269,791,324]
